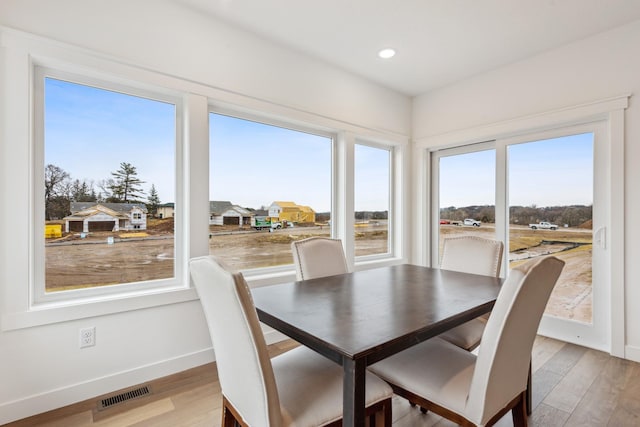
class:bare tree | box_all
[44,164,71,220]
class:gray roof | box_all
[70,202,148,214]
[209,201,233,214]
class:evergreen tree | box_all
[146,184,161,218]
[108,162,145,203]
[70,179,97,202]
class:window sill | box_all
[243,267,298,288]
[2,256,406,331]
[244,256,405,289]
[1,286,199,331]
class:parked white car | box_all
[529,221,558,230]
[463,218,481,227]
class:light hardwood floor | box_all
[5,336,640,427]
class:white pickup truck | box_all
[529,221,558,230]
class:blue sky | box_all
[210,114,390,212]
[45,78,175,202]
[209,114,333,211]
[45,78,390,213]
[354,144,390,212]
[508,134,593,207]
[46,78,592,212]
[439,133,593,208]
[439,150,495,208]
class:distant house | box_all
[253,208,269,217]
[209,201,253,226]
[268,201,316,223]
[157,203,175,219]
[64,202,148,233]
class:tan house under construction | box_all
[268,201,316,224]
[63,203,148,233]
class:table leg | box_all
[526,361,532,415]
[343,357,366,427]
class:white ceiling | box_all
[176,0,640,96]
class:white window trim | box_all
[2,49,199,330]
[416,95,628,357]
[341,133,409,270]
[429,140,497,269]
[353,140,394,260]
[32,67,186,306]
[207,109,407,280]
[208,107,339,277]
[499,121,610,351]
[1,27,409,330]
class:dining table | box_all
[251,263,503,427]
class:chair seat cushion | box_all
[438,317,487,351]
[274,346,393,427]
[368,337,475,416]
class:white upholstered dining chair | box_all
[189,255,392,427]
[369,256,564,427]
[291,237,349,281]
[440,235,504,278]
[438,235,504,351]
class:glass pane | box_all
[438,149,496,263]
[354,144,390,257]
[508,133,593,323]
[209,113,331,270]
[44,78,176,292]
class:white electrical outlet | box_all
[79,327,96,348]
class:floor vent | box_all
[98,385,152,410]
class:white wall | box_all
[0,0,410,423]
[0,0,410,137]
[413,20,640,358]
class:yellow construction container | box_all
[45,224,62,238]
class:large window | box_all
[430,121,610,349]
[354,143,391,257]
[39,73,177,297]
[209,113,333,271]
[508,133,594,324]
[434,147,496,263]
[4,41,407,329]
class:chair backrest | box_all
[440,236,504,277]
[189,256,282,427]
[465,256,565,425]
[291,237,349,281]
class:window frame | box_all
[500,122,608,348]
[429,141,497,269]
[32,66,186,306]
[2,36,408,330]
[353,139,394,261]
[207,107,338,277]
[419,96,628,355]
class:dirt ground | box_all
[207,224,389,270]
[45,219,592,323]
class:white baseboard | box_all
[0,348,214,425]
[2,329,290,424]
[624,344,640,363]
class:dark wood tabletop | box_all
[251,264,503,427]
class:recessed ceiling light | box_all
[378,48,396,59]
